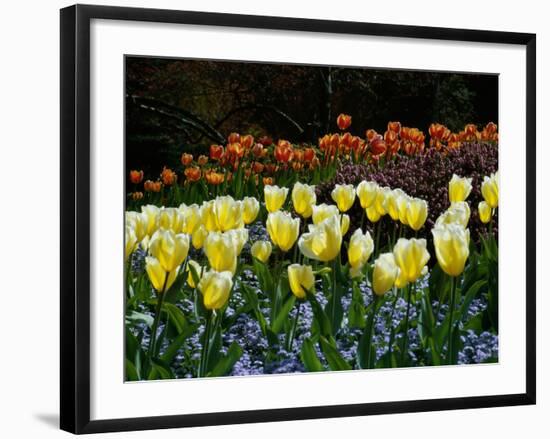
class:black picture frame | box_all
[60,4,536,434]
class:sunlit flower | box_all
[160,167,177,186]
[299,215,342,262]
[148,228,190,272]
[448,174,473,203]
[366,205,381,223]
[386,189,406,221]
[288,264,315,299]
[129,170,144,184]
[336,113,352,130]
[292,182,316,218]
[356,180,379,209]
[184,166,201,182]
[191,224,208,249]
[436,201,471,228]
[373,253,399,296]
[432,223,470,277]
[264,185,289,213]
[242,196,260,224]
[203,231,237,274]
[347,229,374,276]
[478,201,493,224]
[181,153,193,166]
[226,228,249,255]
[251,241,272,263]
[145,256,180,293]
[144,180,162,192]
[201,196,243,232]
[141,204,160,236]
[331,184,356,212]
[186,259,202,288]
[266,210,300,252]
[393,238,430,283]
[197,155,209,166]
[209,145,224,160]
[204,170,224,185]
[406,198,428,231]
[481,172,499,208]
[125,226,137,261]
[179,203,201,235]
[157,207,184,233]
[198,269,233,310]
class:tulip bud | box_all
[198,270,233,310]
[373,253,399,296]
[179,203,201,235]
[191,224,208,249]
[129,170,144,184]
[251,241,272,263]
[157,207,184,233]
[386,189,406,221]
[186,259,202,288]
[406,198,428,231]
[478,201,493,224]
[366,205,381,223]
[264,185,289,213]
[331,184,356,212]
[292,182,317,218]
[432,223,470,277]
[374,186,391,216]
[141,204,160,236]
[448,174,473,203]
[436,201,471,228]
[393,238,430,283]
[336,113,352,131]
[356,181,379,209]
[266,210,300,252]
[145,256,179,293]
[347,229,374,272]
[481,172,499,208]
[288,264,315,299]
[312,203,339,224]
[242,196,260,224]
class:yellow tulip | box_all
[148,228,190,272]
[432,223,470,277]
[292,182,316,218]
[373,253,399,296]
[478,201,493,224]
[141,204,160,236]
[436,201,471,228]
[331,184,356,212]
[406,198,428,231]
[179,203,201,234]
[386,189,406,221]
[242,196,260,224]
[191,224,208,249]
[126,211,148,242]
[298,215,342,262]
[356,180,379,209]
[186,259,202,288]
[203,232,237,274]
[341,214,350,235]
[448,174,473,203]
[198,270,233,310]
[375,186,391,216]
[312,203,339,224]
[481,172,499,208]
[251,240,272,263]
[125,226,137,261]
[266,210,300,252]
[366,205,381,223]
[397,194,411,225]
[287,264,315,299]
[264,185,289,213]
[393,238,430,283]
[145,256,179,293]
[394,266,408,289]
[226,228,249,255]
[157,207,184,232]
[347,228,374,270]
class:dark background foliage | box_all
[126,57,498,175]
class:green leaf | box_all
[320,336,352,371]
[160,324,198,364]
[271,295,296,334]
[161,302,189,334]
[125,310,154,328]
[300,338,324,372]
[147,361,174,380]
[125,359,139,381]
[348,283,366,329]
[208,342,243,377]
[306,290,332,339]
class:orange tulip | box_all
[274,141,293,163]
[204,170,224,185]
[336,113,352,130]
[366,129,378,142]
[265,163,279,174]
[181,153,193,166]
[292,162,303,171]
[227,132,240,144]
[387,121,401,134]
[304,147,316,162]
[340,132,353,148]
[144,180,162,192]
[131,191,144,201]
[252,143,264,158]
[241,134,254,149]
[370,135,387,156]
[197,155,208,166]
[293,148,304,162]
[184,166,201,182]
[161,167,177,186]
[319,134,331,151]
[226,142,244,159]
[252,161,265,174]
[129,170,144,184]
[465,124,477,136]
[310,157,320,169]
[384,129,398,144]
[209,145,224,160]
[263,177,274,185]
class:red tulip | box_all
[336,113,352,130]
[129,170,143,184]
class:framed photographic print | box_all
[60,4,536,434]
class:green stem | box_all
[365,295,379,368]
[147,274,169,361]
[400,283,413,366]
[374,222,381,257]
[360,209,365,232]
[447,276,457,365]
[287,301,302,352]
[330,259,338,334]
[387,288,399,361]
[199,311,214,377]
